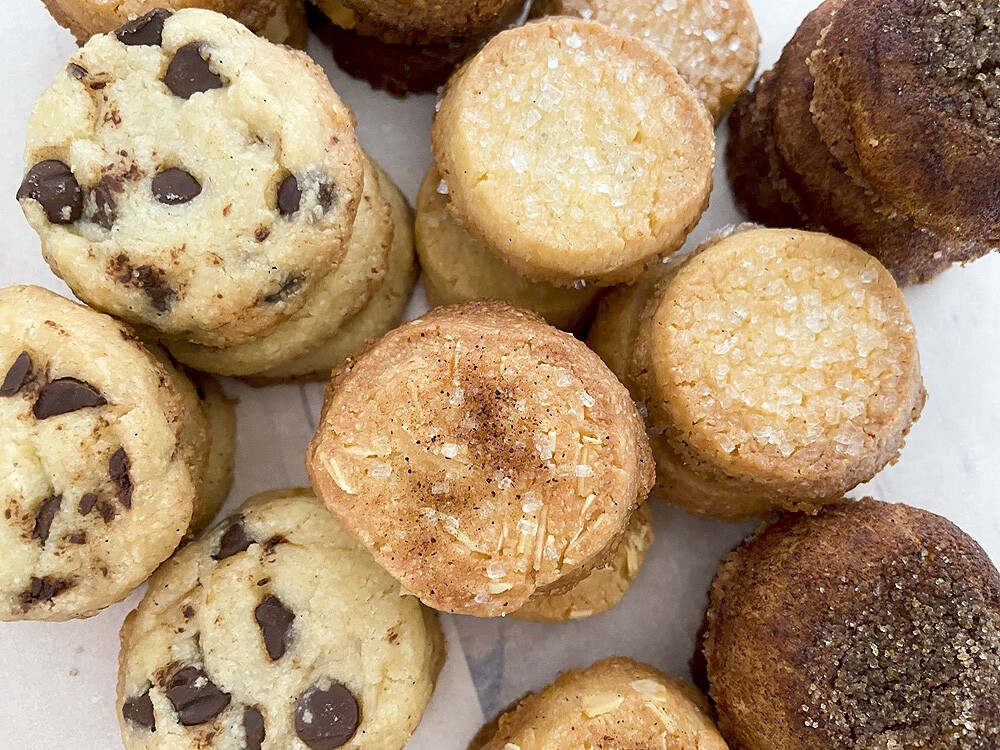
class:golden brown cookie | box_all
[307,301,653,617]
[704,498,1000,750]
[312,0,514,43]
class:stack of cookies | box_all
[728,0,998,284]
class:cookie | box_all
[589,227,925,520]
[18,8,364,347]
[511,502,652,622]
[165,154,394,377]
[310,0,513,44]
[307,301,654,617]
[416,165,599,333]
[471,657,727,750]
[704,498,1000,750]
[0,285,199,621]
[118,488,444,750]
[188,373,237,532]
[261,0,309,48]
[432,18,714,287]
[532,0,759,120]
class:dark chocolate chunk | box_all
[98,501,117,523]
[254,595,295,661]
[32,495,62,544]
[163,42,224,99]
[294,683,360,750]
[67,63,88,79]
[1,352,33,396]
[243,706,265,750]
[182,605,195,619]
[91,182,117,229]
[115,8,172,46]
[164,666,231,726]
[69,532,86,544]
[20,576,70,608]
[109,255,177,312]
[122,689,156,731]
[109,448,133,508]
[33,378,106,419]
[277,175,301,215]
[17,160,83,224]
[263,275,304,304]
[152,168,201,205]
[78,493,98,516]
[213,519,254,560]
[317,181,336,212]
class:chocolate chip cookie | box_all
[118,488,445,750]
[19,8,364,346]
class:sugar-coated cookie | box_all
[704,498,1000,750]
[307,302,654,617]
[471,657,727,750]
[416,165,599,333]
[118,488,444,750]
[0,285,200,621]
[589,227,925,520]
[432,18,714,287]
[532,0,759,120]
[19,9,363,347]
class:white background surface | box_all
[1,0,998,746]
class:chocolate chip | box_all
[1,352,33,396]
[109,255,177,312]
[317,181,336,212]
[277,175,301,215]
[33,378,106,419]
[243,706,265,750]
[17,161,83,224]
[32,495,61,544]
[165,666,231,726]
[109,448,133,509]
[91,182,117,229]
[98,501,117,523]
[78,493,97,516]
[20,576,70,608]
[254,595,295,661]
[264,275,304,304]
[69,532,86,544]
[152,168,201,205]
[67,63,87,79]
[213,519,254,560]
[254,226,270,242]
[182,605,194,619]
[115,8,172,46]
[294,683,360,750]
[123,689,156,731]
[164,42,224,99]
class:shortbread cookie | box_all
[532,0,759,120]
[0,285,198,621]
[307,302,654,617]
[118,488,444,750]
[18,9,363,347]
[165,155,394,377]
[589,227,925,520]
[472,657,727,750]
[704,498,1000,750]
[512,503,652,622]
[416,166,599,332]
[432,18,714,287]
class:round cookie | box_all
[704,498,1000,750]
[0,285,198,621]
[165,155,394,377]
[511,502,652,622]
[432,17,715,287]
[118,488,444,750]
[312,0,512,43]
[188,373,237,532]
[590,227,925,520]
[18,8,364,347]
[416,165,599,333]
[307,301,654,617]
[532,0,759,120]
[472,657,727,750]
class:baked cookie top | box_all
[19,8,363,346]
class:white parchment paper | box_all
[1,1,998,746]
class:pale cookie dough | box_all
[188,372,237,532]
[307,302,654,617]
[416,165,599,333]
[512,503,653,622]
[19,8,363,347]
[432,17,714,287]
[118,488,444,750]
[532,0,760,120]
[589,227,925,520]
[0,285,198,621]
[471,657,728,750]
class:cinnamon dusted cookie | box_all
[118,488,444,750]
[0,285,200,621]
[18,8,363,347]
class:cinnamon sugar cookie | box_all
[307,302,653,617]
